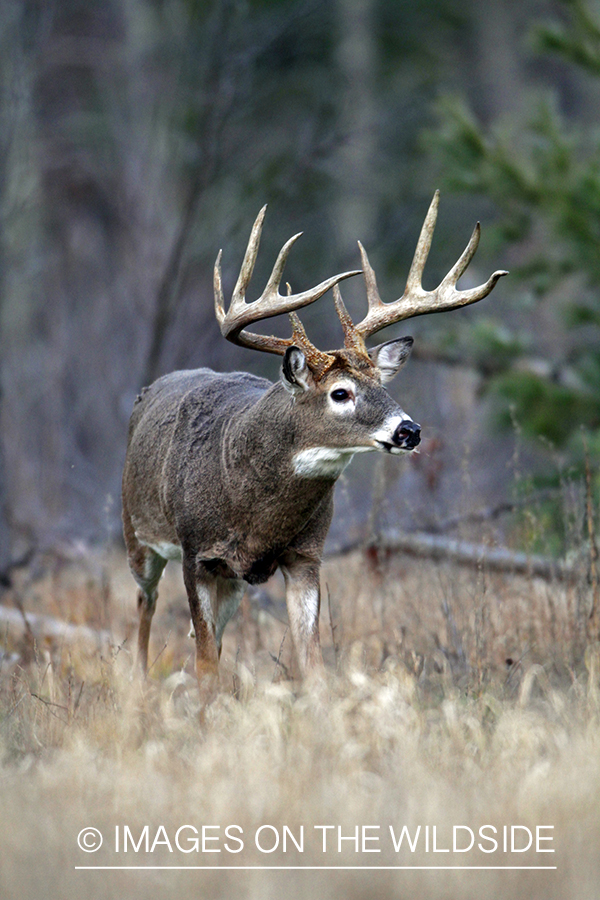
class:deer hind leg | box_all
[281,555,324,678]
[183,558,222,704]
[127,544,168,675]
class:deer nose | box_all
[393,420,421,450]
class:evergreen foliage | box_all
[430,0,600,455]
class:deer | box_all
[122,191,507,702]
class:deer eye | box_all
[330,388,351,403]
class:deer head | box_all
[214,192,507,471]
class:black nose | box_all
[393,420,421,450]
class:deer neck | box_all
[221,382,335,511]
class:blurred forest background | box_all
[1,0,600,571]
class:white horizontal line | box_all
[75,865,557,871]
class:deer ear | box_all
[369,337,413,383]
[281,346,315,394]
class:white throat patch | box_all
[293,445,374,478]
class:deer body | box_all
[123,347,416,691]
[123,195,506,701]
[123,368,339,582]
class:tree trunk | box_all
[335,0,377,253]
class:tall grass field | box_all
[1,527,599,899]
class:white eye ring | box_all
[327,381,356,413]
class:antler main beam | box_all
[214,205,361,356]
[352,191,508,340]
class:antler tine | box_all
[404,189,439,294]
[215,206,361,357]
[353,191,508,340]
[262,231,303,299]
[357,240,383,313]
[442,220,480,287]
[439,222,507,303]
[333,284,369,354]
[214,248,226,328]
[231,204,268,308]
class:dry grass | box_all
[1,545,600,899]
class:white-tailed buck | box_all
[122,192,506,701]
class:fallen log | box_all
[327,530,579,582]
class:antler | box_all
[337,191,508,345]
[214,206,361,374]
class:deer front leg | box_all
[215,576,245,655]
[280,555,324,678]
[183,556,220,704]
